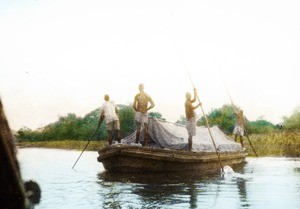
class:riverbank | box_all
[241,132,300,157]
[17,132,300,157]
[17,140,107,151]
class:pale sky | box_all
[0,0,299,130]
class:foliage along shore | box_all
[17,132,300,157]
[241,132,300,157]
[17,140,107,151]
[15,104,300,157]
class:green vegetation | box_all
[242,132,300,157]
[17,105,136,142]
[283,106,300,131]
[17,140,107,151]
[196,104,277,135]
[16,103,300,156]
[196,104,236,134]
[183,104,300,156]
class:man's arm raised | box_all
[191,88,197,103]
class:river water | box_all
[18,148,300,209]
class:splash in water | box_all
[222,165,235,176]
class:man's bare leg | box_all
[135,124,141,143]
[117,130,121,143]
[188,136,193,151]
[234,134,238,143]
[240,136,244,148]
[144,123,149,147]
[108,132,113,145]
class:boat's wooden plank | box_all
[97,145,247,172]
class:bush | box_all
[16,104,137,142]
[247,120,276,134]
[283,107,300,131]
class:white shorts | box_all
[233,125,244,136]
[106,120,120,131]
[135,112,148,125]
[186,117,196,136]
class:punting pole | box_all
[72,127,99,169]
[216,64,258,157]
[157,11,223,172]
[186,70,224,173]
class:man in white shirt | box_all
[98,94,121,145]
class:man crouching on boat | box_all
[133,83,155,146]
[185,89,201,151]
[98,94,121,145]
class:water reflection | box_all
[187,182,197,209]
[97,162,251,208]
[98,171,221,209]
[234,163,250,208]
[221,162,250,208]
[236,177,250,208]
[18,149,300,209]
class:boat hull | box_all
[98,144,247,173]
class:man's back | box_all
[101,101,118,123]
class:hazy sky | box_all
[0,0,299,130]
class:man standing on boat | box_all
[133,83,155,146]
[185,89,201,151]
[98,94,121,145]
[233,108,245,148]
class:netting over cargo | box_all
[121,118,243,152]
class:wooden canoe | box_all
[97,144,247,173]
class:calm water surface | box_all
[18,148,300,209]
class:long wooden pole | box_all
[72,127,99,169]
[244,131,258,157]
[158,16,223,172]
[186,71,224,172]
[217,67,258,157]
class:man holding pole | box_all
[98,94,121,145]
[233,108,245,148]
[185,89,201,151]
[133,83,155,146]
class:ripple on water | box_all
[18,149,300,209]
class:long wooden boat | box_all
[97,144,247,173]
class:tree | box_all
[118,104,135,137]
[196,104,276,134]
[247,119,276,134]
[283,106,300,131]
[175,115,186,125]
[16,104,137,142]
[197,104,236,134]
[148,112,163,119]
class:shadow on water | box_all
[97,162,248,209]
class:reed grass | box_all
[236,131,300,157]
[17,132,300,157]
[17,140,107,151]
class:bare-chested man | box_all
[133,84,155,146]
[233,108,245,148]
[185,89,201,151]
